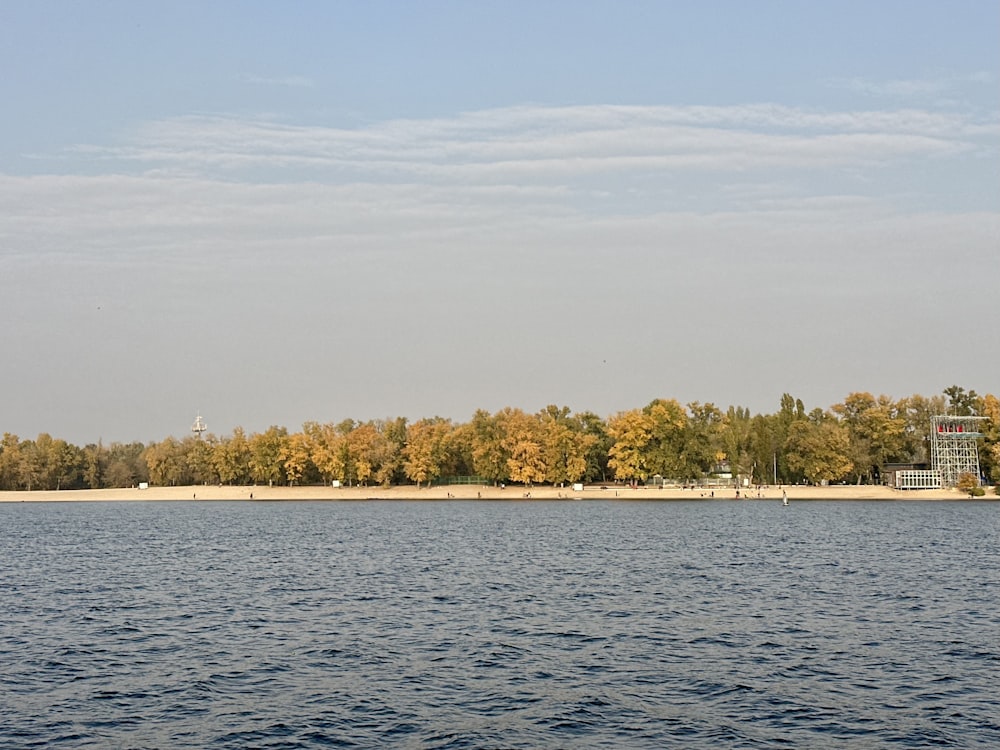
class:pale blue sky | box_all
[1,1,998,444]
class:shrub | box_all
[956,472,979,497]
[970,486,986,497]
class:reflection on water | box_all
[1,500,998,748]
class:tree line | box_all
[1,387,997,492]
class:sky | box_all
[1,1,998,445]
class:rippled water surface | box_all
[1,499,998,748]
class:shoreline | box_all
[0,484,992,503]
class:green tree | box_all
[50,439,83,490]
[683,402,724,481]
[720,406,754,481]
[785,416,853,485]
[213,428,252,485]
[105,441,148,488]
[469,409,509,485]
[82,441,106,489]
[577,411,612,482]
[17,439,42,491]
[900,393,947,463]
[182,435,216,485]
[0,433,22,490]
[944,385,982,416]
[249,426,288,486]
[833,392,907,483]
[642,398,689,480]
[144,437,184,486]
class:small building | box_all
[882,462,941,490]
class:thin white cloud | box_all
[241,74,315,88]
[827,72,998,101]
[828,76,948,98]
[60,103,991,185]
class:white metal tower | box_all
[192,412,207,439]
[930,415,985,487]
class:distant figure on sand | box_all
[782,490,789,506]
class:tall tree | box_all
[980,394,999,483]
[403,418,453,487]
[642,398,689,480]
[900,393,947,463]
[721,406,755,481]
[499,408,546,486]
[213,428,252,485]
[249,426,288,486]
[82,441,106,489]
[280,431,315,486]
[684,402,724,480]
[144,437,184,486]
[469,409,509,484]
[577,411,612,482]
[785,416,853,485]
[943,385,982,416]
[538,405,597,485]
[607,409,651,482]
[833,392,907,483]
[0,433,22,490]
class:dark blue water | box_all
[0,500,997,749]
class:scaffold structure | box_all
[930,415,986,487]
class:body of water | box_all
[0,499,997,748]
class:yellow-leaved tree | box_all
[607,409,651,482]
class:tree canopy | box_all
[1,387,996,491]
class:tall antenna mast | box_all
[192,412,207,438]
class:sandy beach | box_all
[0,484,989,503]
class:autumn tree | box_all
[956,472,980,496]
[785,414,853,485]
[0,433,22,490]
[182,435,216,485]
[213,427,252,485]
[332,419,359,485]
[249,426,288,486]
[981,394,999,483]
[82,441,106,489]
[304,422,338,484]
[833,392,908,483]
[403,418,454,487]
[643,398,689,480]
[280,431,315,485]
[376,417,409,485]
[144,437,185,486]
[538,405,597,485]
[497,408,545,486]
[469,409,509,485]
[105,441,148,488]
[607,408,651,482]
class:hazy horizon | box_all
[2,1,997,446]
